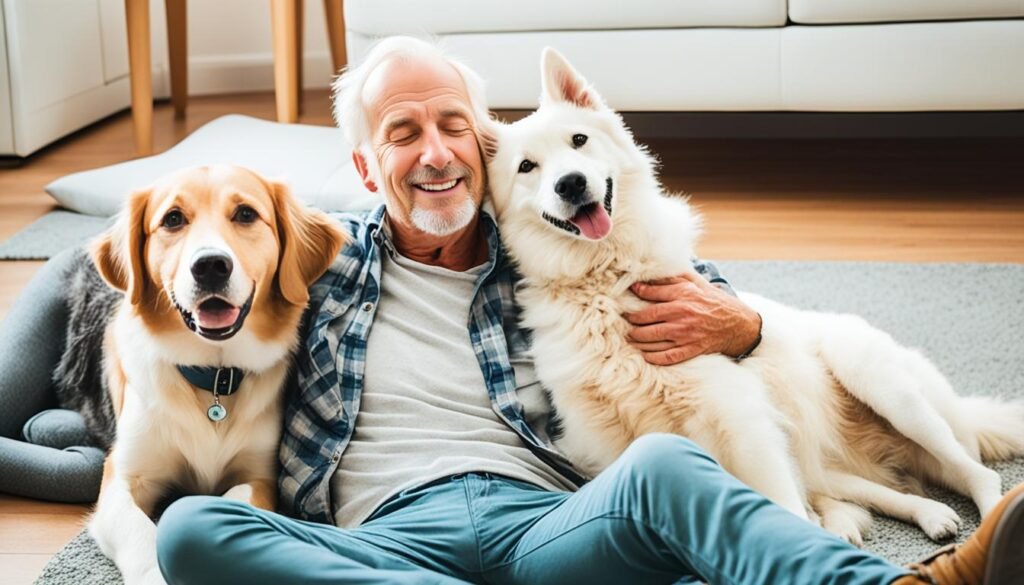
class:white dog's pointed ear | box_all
[540,47,603,110]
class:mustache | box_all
[405,164,473,187]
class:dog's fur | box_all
[80,166,346,584]
[487,49,1024,545]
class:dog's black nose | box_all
[555,172,588,204]
[191,249,233,289]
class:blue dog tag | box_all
[208,403,227,422]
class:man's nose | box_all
[419,126,454,169]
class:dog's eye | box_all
[518,160,537,174]
[232,205,258,224]
[572,134,588,148]
[161,210,187,230]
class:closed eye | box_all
[443,124,472,135]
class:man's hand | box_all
[624,272,762,366]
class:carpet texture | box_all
[0,211,109,260]
[32,261,1024,583]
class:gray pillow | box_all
[46,115,381,216]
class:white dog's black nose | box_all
[191,249,233,289]
[555,172,588,204]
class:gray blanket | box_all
[34,260,1024,583]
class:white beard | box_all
[410,197,478,236]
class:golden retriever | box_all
[86,165,346,585]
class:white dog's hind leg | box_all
[679,360,808,520]
[90,475,167,585]
[823,470,961,542]
[819,319,1004,517]
[810,494,872,547]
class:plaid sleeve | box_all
[691,258,737,297]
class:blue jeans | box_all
[156,434,908,585]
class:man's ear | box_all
[352,151,378,192]
[540,47,605,111]
[270,181,350,306]
[91,189,150,305]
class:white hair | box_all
[331,36,492,185]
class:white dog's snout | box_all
[555,172,589,204]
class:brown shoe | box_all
[893,482,1024,585]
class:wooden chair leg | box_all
[270,0,299,123]
[323,0,347,75]
[295,0,304,116]
[125,0,153,154]
[165,0,188,118]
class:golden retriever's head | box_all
[92,165,347,343]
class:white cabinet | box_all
[8,0,107,111]
[0,11,14,155]
[99,0,130,83]
[0,0,164,157]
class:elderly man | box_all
[155,37,1023,585]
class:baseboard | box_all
[625,111,1024,138]
[495,110,1024,138]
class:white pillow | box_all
[46,115,382,216]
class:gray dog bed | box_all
[34,260,1024,584]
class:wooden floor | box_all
[0,89,1022,583]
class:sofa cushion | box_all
[790,0,1024,25]
[347,28,783,111]
[782,21,1024,111]
[345,0,787,34]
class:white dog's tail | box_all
[960,395,1024,461]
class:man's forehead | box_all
[363,55,472,125]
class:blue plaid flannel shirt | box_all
[278,203,734,523]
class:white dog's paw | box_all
[915,500,961,541]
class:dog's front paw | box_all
[915,500,961,541]
[822,513,865,547]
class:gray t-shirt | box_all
[330,247,576,528]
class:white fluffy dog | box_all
[486,48,1024,544]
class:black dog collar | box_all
[176,366,245,395]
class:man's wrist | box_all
[732,311,763,360]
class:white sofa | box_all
[341,0,1024,112]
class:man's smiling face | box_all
[360,55,484,237]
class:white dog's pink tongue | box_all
[571,204,612,240]
[196,301,239,329]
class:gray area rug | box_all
[0,211,109,260]
[32,260,1024,584]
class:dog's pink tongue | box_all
[571,204,613,240]
[196,306,239,329]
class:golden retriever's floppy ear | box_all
[91,189,150,305]
[270,181,349,306]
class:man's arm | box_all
[624,260,762,366]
